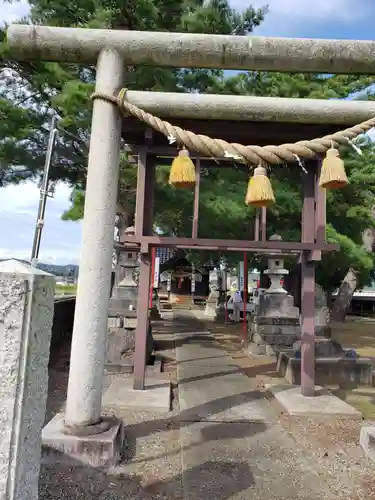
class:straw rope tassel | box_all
[245,165,275,208]
[319,148,349,189]
[169,148,196,189]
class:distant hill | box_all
[37,262,79,277]
[0,258,79,277]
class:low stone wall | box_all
[51,296,76,350]
[277,349,373,388]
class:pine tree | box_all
[2,0,375,318]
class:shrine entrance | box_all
[7,24,375,436]
[122,139,337,390]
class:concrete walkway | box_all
[175,329,337,500]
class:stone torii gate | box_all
[6,24,375,463]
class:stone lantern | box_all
[245,233,300,356]
[264,234,289,294]
[108,225,139,329]
[106,225,154,372]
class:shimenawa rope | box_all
[91,89,375,166]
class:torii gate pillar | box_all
[42,49,125,466]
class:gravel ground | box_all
[40,321,183,499]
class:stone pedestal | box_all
[246,235,300,356]
[0,261,54,500]
[204,271,219,320]
[247,293,300,356]
[204,291,219,320]
[106,226,155,372]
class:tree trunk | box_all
[330,269,358,322]
[330,227,375,322]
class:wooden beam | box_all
[124,121,348,150]
[121,235,338,253]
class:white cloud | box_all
[0,3,82,265]
[0,181,82,264]
[235,0,372,36]
[0,0,30,24]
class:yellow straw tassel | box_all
[319,148,349,189]
[168,149,196,189]
[245,165,275,208]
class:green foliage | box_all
[1,0,375,294]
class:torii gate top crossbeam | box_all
[7,24,375,75]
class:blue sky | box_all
[0,0,374,264]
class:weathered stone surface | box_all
[252,332,297,347]
[0,264,54,500]
[253,316,300,326]
[360,425,375,463]
[315,306,331,338]
[293,338,345,358]
[257,293,299,318]
[315,284,327,308]
[252,324,300,337]
[105,324,154,371]
[42,414,123,467]
[204,289,219,319]
[268,385,363,419]
[277,351,373,388]
[247,292,301,356]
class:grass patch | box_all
[55,283,77,295]
[330,320,375,419]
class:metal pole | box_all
[30,115,57,265]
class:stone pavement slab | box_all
[175,329,342,499]
[175,331,275,422]
[102,376,171,412]
[268,384,363,419]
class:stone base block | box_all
[267,384,363,419]
[204,306,217,320]
[41,415,123,467]
[251,331,298,347]
[105,324,154,373]
[360,425,375,462]
[277,350,373,388]
[102,376,172,412]
[293,338,345,358]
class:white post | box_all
[0,262,54,500]
[64,49,124,428]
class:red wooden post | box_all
[192,158,201,238]
[300,162,316,397]
[254,209,260,241]
[134,252,152,390]
[261,207,267,241]
[243,252,248,344]
[224,269,228,323]
[133,149,155,390]
[149,247,156,309]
